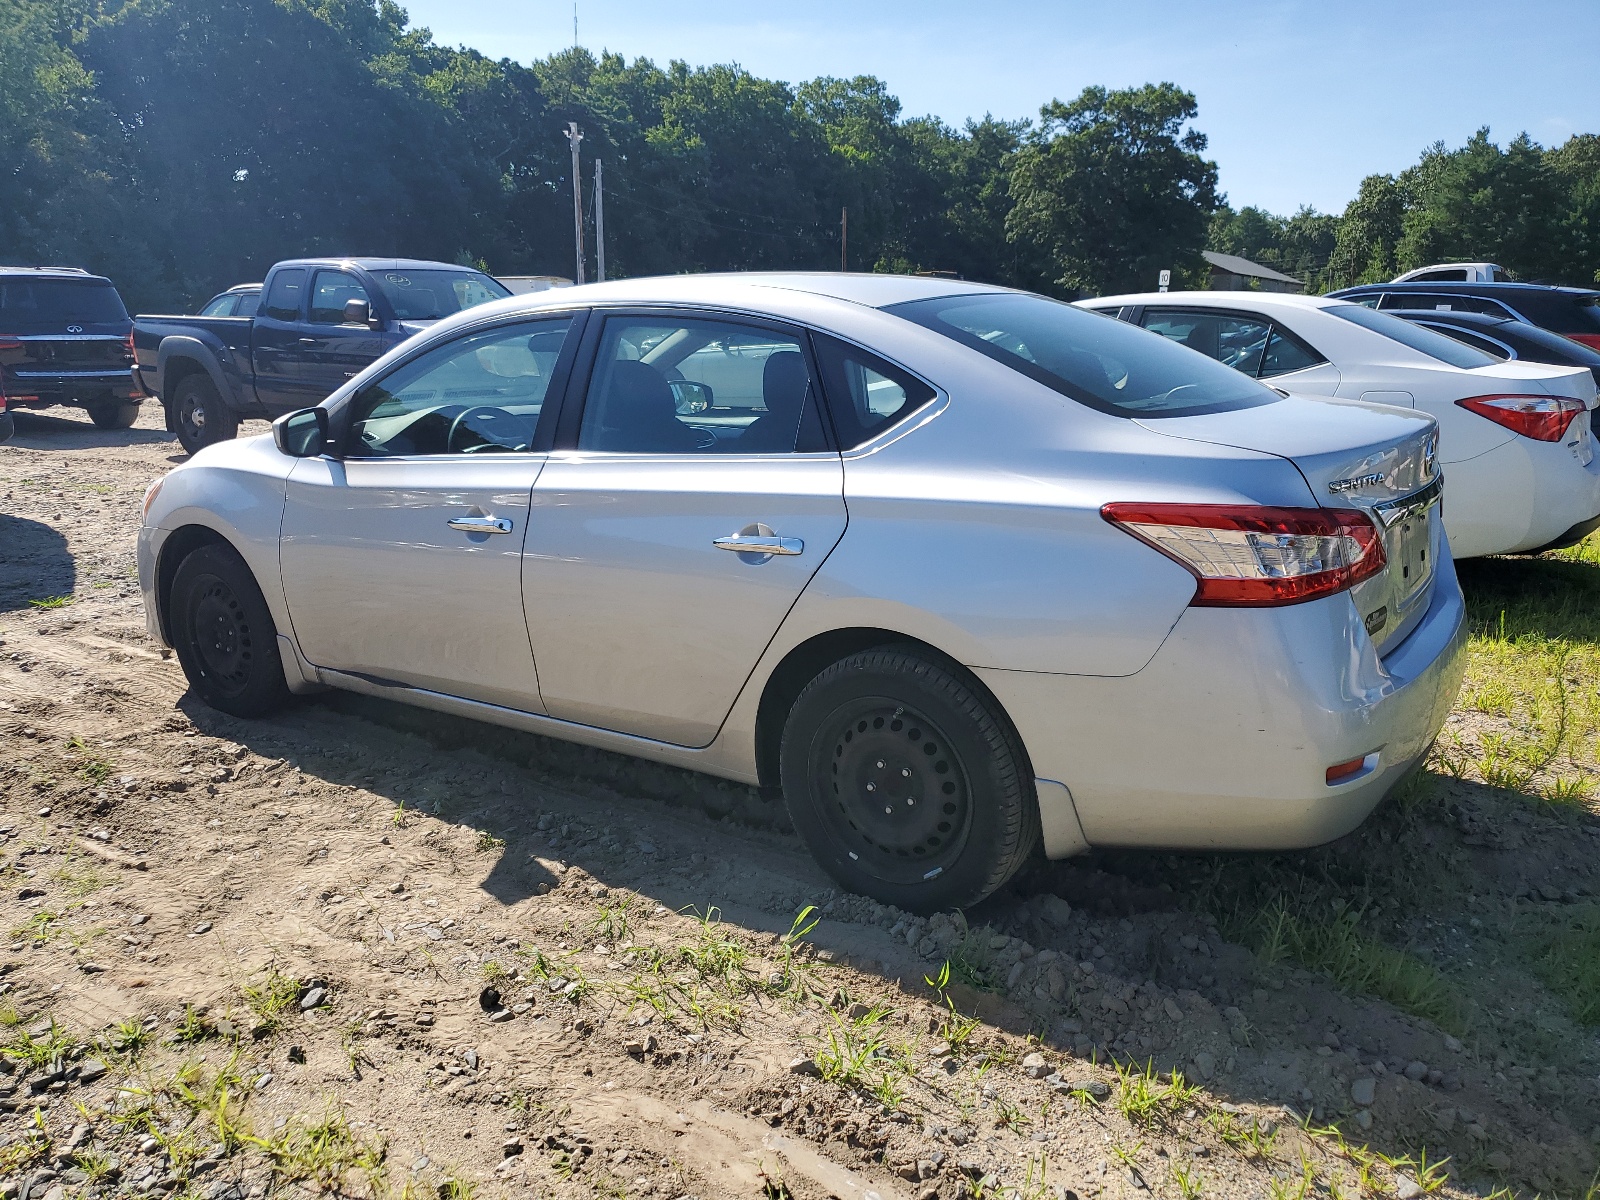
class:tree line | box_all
[4,0,1599,314]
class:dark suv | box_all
[1327,280,1600,350]
[0,267,140,442]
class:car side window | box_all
[262,269,306,322]
[344,316,573,458]
[236,292,261,318]
[577,316,827,453]
[200,295,237,317]
[1141,310,1271,376]
[1418,324,1511,360]
[309,271,374,325]
[1258,328,1326,377]
[812,334,936,450]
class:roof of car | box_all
[226,283,262,293]
[0,266,114,283]
[280,258,492,273]
[1332,280,1600,299]
[502,272,1013,310]
[1383,308,1517,327]
[1080,290,1343,311]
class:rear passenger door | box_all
[522,309,846,746]
[251,268,311,411]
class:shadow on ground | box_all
[0,514,74,611]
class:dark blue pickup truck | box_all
[132,257,509,453]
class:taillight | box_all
[1455,394,1585,441]
[0,336,21,352]
[1101,503,1386,607]
[1565,333,1600,352]
[124,330,136,364]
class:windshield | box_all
[888,292,1274,417]
[0,278,128,326]
[1325,303,1499,369]
[374,269,509,321]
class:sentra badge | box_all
[1328,473,1385,494]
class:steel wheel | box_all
[819,698,973,886]
[780,646,1038,913]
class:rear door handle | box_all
[713,533,803,556]
[298,337,316,345]
[447,515,514,535]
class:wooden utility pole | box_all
[565,122,586,285]
[594,158,606,283]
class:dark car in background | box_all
[1387,308,1600,388]
[133,258,508,453]
[1328,281,1600,351]
[197,283,262,318]
[0,267,141,442]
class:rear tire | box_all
[779,646,1038,914]
[172,374,238,455]
[86,400,140,430]
[168,544,291,718]
[0,411,12,444]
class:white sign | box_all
[1158,269,1171,292]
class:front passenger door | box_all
[299,269,387,402]
[522,312,847,746]
[279,314,577,710]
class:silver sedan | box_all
[138,274,1467,912]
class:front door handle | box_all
[713,533,803,556]
[447,515,514,535]
[298,337,317,344]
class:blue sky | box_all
[398,0,1600,216]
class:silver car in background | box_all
[138,274,1467,912]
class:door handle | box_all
[713,533,803,556]
[447,515,514,535]
[298,337,316,345]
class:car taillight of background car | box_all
[1454,394,1586,441]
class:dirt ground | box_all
[2,404,1598,1200]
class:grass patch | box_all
[28,595,72,610]
[66,735,115,786]
[1232,899,1460,1032]
[474,829,505,852]
[1529,903,1600,1025]
[251,1107,387,1193]
[242,969,304,1035]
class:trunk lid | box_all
[1136,394,1441,655]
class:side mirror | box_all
[343,298,379,329]
[669,379,713,415]
[273,407,330,458]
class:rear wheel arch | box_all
[753,627,1034,792]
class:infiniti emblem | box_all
[66,325,83,333]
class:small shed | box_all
[1202,251,1305,294]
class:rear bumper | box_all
[1443,435,1600,558]
[2,370,141,409]
[979,553,1467,854]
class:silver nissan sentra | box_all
[138,274,1467,912]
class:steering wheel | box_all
[448,406,530,454]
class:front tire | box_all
[779,647,1039,914]
[171,374,238,455]
[86,400,140,430]
[168,544,290,718]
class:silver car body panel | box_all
[140,274,1470,858]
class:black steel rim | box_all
[181,393,206,443]
[811,697,973,886]
[188,575,253,696]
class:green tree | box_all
[1005,83,1218,297]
